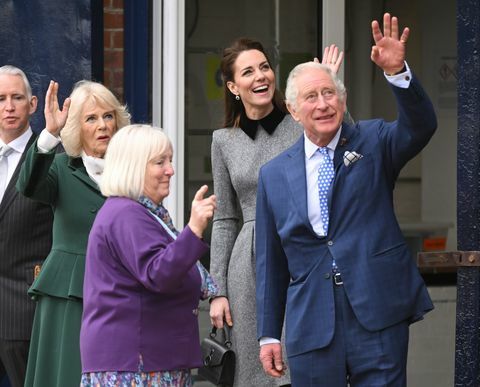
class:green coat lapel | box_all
[67,157,100,192]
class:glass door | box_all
[184,0,321,262]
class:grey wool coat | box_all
[210,114,303,387]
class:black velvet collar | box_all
[239,105,286,140]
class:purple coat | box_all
[80,197,209,372]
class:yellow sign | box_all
[206,54,222,100]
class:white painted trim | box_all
[274,0,280,87]
[322,0,345,81]
[160,0,185,227]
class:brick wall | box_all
[103,0,124,100]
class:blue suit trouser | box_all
[288,284,409,387]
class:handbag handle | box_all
[209,325,233,349]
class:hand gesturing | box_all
[188,185,216,238]
[44,80,71,136]
[313,44,344,75]
[371,13,409,75]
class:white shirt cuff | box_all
[259,337,281,346]
[37,129,61,153]
[384,61,412,89]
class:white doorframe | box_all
[322,0,345,81]
[152,0,341,226]
[153,0,186,227]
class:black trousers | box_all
[0,339,29,387]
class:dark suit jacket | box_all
[255,76,437,357]
[0,134,53,340]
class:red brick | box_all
[104,51,124,69]
[104,31,111,49]
[104,12,124,29]
[111,31,124,49]
[103,0,124,94]
[111,0,124,10]
[103,70,113,89]
[112,70,124,87]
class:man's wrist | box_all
[385,64,407,76]
[259,337,281,346]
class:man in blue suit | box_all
[255,13,436,386]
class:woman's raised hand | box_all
[314,44,344,74]
[44,80,71,136]
[188,185,216,238]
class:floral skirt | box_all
[80,369,192,387]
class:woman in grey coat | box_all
[209,38,345,387]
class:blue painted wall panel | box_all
[124,0,150,123]
[0,0,94,132]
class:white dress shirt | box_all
[0,127,33,187]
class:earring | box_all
[235,95,240,101]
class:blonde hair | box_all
[100,124,172,199]
[61,80,131,157]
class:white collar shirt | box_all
[0,127,33,186]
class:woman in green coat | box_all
[17,80,130,387]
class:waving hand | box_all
[371,13,409,75]
[44,80,71,136]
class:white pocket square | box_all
[343,151,363,167]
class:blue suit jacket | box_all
[255,76,437,357]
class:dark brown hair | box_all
[220,37,287,128]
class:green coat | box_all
[17,141,105,387]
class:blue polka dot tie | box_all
[317,147,335,234]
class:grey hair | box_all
[0,65,33,99]
[285,62,346,110]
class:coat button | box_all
[324,273,331,279]
[327,240,333,246]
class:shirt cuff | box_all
[37,129,61,153]
[259,337,281,346]
[384,61,412,89]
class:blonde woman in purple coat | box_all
[80,124,217,387]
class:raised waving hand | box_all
[44,80,71,136]
[371,13,409,75]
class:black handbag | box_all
[198,326,235,386]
